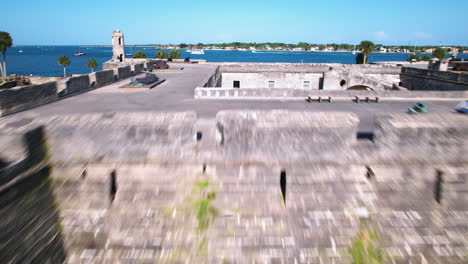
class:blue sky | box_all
[3,0,468,45]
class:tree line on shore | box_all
[160,42,466,53]
[354,40,448,64]
[0,30,460,80]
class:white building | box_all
[292,47,303,51]
[310,46,320,52]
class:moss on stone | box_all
[347,221,387,264]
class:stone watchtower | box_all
[112,30,125,62]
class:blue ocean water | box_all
[7,46,468,77]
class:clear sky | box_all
[3,0,468,46]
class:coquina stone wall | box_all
[61,75,91,96]
[0,114,467,262]
[203,66,222,87]
[212,63,401,90]
[0,112,198,163]
[94,69,115,87]
[0,64,149,116]
[194,87,468,99]
[132,63,144,75]
[0,82,57,116]
[117,66,132,79]
[0,127,67,264]
[401,67,468,91]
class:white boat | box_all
[252,50,257,53]
[19,50,23,53]
[352,45,357,54]
[191,49,204,55]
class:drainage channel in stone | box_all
[280,169,287,205]
[434,170,444,204]
[110,169,118,203]
[366,166,375,180]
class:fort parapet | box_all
[1,111,467,263]
[401,67,468,91]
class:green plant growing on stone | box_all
[86,58,98,73]
[193,180,218,231]
[432,47,447,60]
[155,50,168,59]
[57,55,70,78]
[132,50,147,58]
[169,49,181,59]
[348,221,387,264]
[0,31,13,80]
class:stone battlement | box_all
[1,111,466,165]
[0,61,160,116]
[401,67,468,91]
[1,111,467,263]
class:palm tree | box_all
[360,40,375,65]
[86,58,98,73]
[58,55,70,77]
[155,50,168,59]
[0,31,13,80]
[132,50,147,58]
[169,49,181,59]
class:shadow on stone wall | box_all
[0,127,67,263]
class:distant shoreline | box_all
[78,46,428,54]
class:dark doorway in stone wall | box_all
[280,170,287,205]
[233,80,240,88]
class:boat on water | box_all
[191,49,204,55]
[19,50,23,53]
[73,52,85,56]
[352,45,357,54]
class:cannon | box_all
[408,102,427,114]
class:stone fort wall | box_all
[401,67,468,91]
[0,127,66,263]
[0,111,467,263]
[0,62,152,117]
[207,63,402,91]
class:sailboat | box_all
[352,45,357,55]
[73,47,85,56]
